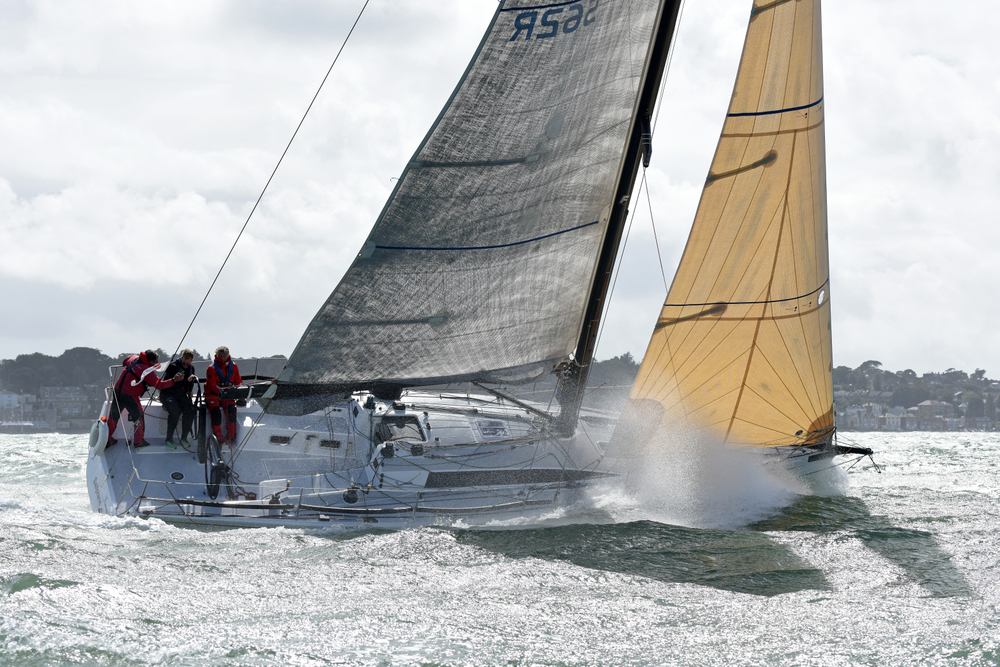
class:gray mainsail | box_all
[277,1,678,409]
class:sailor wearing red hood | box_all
[107,350,184,447]
[206,346,243,445]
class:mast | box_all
[555,0,684,436]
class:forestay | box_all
[620,0,834,449]
[278,0,663,400]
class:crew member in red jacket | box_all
[206,346,243,445]
[107,350,184,448]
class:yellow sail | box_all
[622,0,833,449]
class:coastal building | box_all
[839,403,887,430]
[37,386,103,430]
[40,386,87,419]
[878,406,907,431]
[916,400,956,420]
[0,390,18,410]
[961,416,993,430]
[0,390,36,422]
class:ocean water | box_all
[1,431,998,666]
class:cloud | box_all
[0,0,495,360]
[2,0,1000,380]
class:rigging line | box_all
[642,169,669,292]
[651,0,687,136]
[586,0,680,363]
[640,0,724,400]
[590,162,645,362]
[170,0,371,360]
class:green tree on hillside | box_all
[892,384,930,408]
[0,348,117,394]
[965,392,985,420]
[833,365,854,388]
[942,368,968,384]
[588,352,640,387]
[857,360,882,374]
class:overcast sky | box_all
[2,0,998,377]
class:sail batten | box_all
[728,97,823,118]
[617,0,832,450]
[372,220,600,252]
[659,279,828,309]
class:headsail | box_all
[620,0,833,449]
[273,1,679,409]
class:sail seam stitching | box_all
[653,347,746,406]
[755,342,814,431]
[687,11,784,354]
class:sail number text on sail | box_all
[505,0,599,41]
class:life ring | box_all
[89,419,109,457]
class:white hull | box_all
[87,386,870,529]
[87,389,614,529]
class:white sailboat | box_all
[87,0,870,528]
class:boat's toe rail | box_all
[133,480,580,524]
[146,497,297,511]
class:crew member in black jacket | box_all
[161,349,198,449]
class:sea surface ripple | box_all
[1,432,998,666]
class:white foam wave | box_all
[594,429,808,529]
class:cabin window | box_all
[379,416,425,442]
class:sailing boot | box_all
[212,424,224,444]
[133,417,150,448]
[226,422,237,446]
